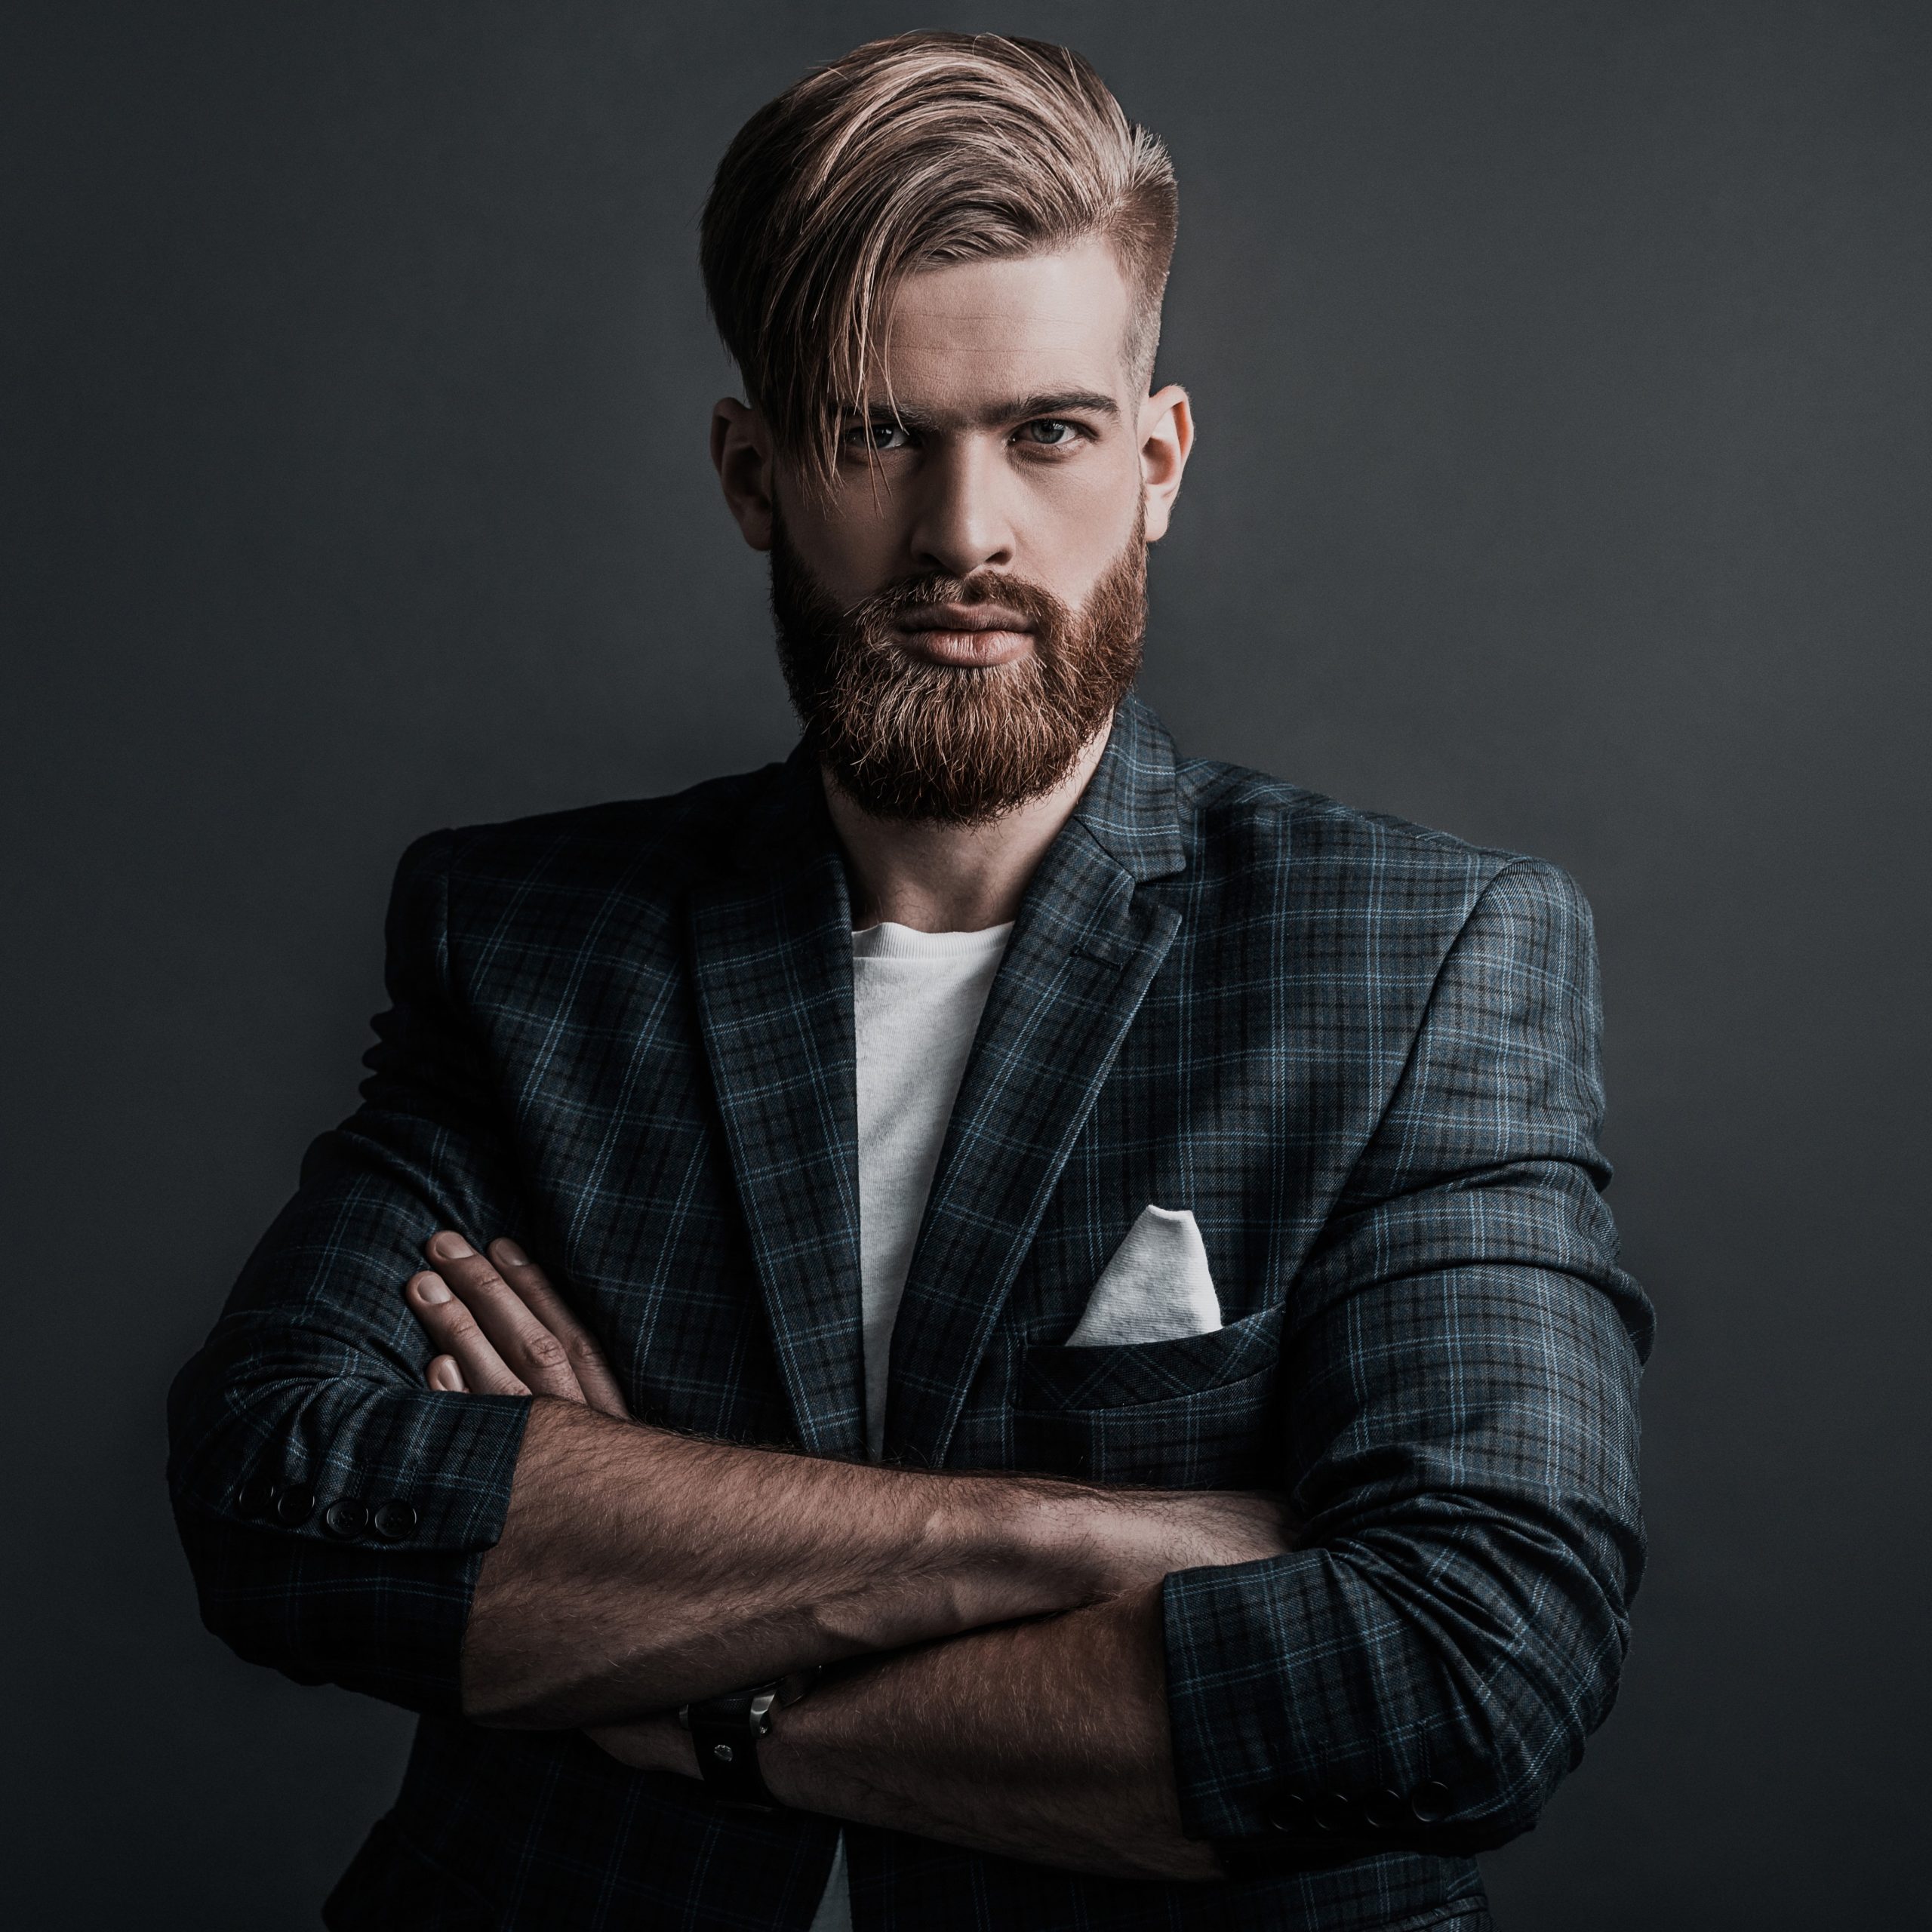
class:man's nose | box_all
[907,441,1016,578]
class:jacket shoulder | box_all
[1174,754,1585,918]
[400,762,782,902]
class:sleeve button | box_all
[371,1499,420,1542]
[1312,1792,1355,1832]
[1409,1779,1454,1824]
[1364,1788,1408,1830]
[236,1474,278,1518]
[323,1498,371,1539]
[1269,1791,1312,1834]
[273,1484,316,1527]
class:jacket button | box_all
[323,1499,370,1540]
[1410,1779,1453,1824]
[1269,1791,1311,1833]
[1364,1788,1408,1830]
[372,1499,420,1542]
[1312,1792,1355,1832]
[236,1474,278,1518]
[274,1484,316,1527]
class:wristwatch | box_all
[678,1668,820,1810]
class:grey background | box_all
[7,2,1927,1924]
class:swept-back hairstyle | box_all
[700,32,1177,489]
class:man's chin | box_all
[820,734,1094,828]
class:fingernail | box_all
[411,1272,453,1304]
[494,1238,529,1266]
[429,1232,473,1261]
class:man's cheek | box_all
[787,512,904,608]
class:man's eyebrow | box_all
[977,390,1121,426]
[844,391,1122,432]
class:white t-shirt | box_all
[811,917,1012,1932]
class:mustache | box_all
[844,571,1069,638]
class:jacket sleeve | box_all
[166,830,533,1715]
[1160,858,1653,1863]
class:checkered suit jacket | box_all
[168,697,1651,1931]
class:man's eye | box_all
[845,422,912,452]
[1019,419,1078,447]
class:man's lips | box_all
[894,604,1035,667]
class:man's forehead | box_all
[871,238,1137,416]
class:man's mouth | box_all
[894,603,1035,667]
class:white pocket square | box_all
[1064,1205,1223,1348]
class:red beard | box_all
[771,512,1147,825]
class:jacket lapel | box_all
[688,754,867,1458]
[882,699,1188,1467]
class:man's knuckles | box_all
[515,1327,574,1383]
[565,1333,609,1374]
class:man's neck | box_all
[823,725,1112,934]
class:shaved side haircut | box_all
[700,30,1177,488]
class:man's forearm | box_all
[775,1585,1219,1879]
[463,1395,1122,1727]
[426,1242,1296,1733]
[596,1585,1220,1881]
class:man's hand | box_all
[407,1233,632,1418]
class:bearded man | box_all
[168,32,1651,1932]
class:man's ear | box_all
[1137,383,1194,543]
[712,398,775,552]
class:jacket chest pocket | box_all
[1012,1304,1282,1488]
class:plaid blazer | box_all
[168,697,1651,1932]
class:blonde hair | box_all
[700,32,1177,489]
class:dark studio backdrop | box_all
[7,2,1928,1923]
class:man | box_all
[168,32,1651,1931]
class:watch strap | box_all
[679,1669,819,1811]
[685,1684,780,1809]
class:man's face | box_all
[714,235,1192,822]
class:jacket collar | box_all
[1060,693,1187,884]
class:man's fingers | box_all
[408,1272,530,1396]
[418,1232,588,1402]
[486,1238,632,1421]
[405,1229,632,1419]
[426,1353,467,1393]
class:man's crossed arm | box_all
[405,1232,1297,1881]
